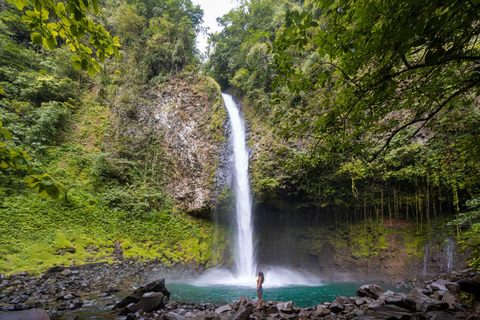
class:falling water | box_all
[422,243,429,276]
[222,93,256,280]
[191,94,316,287]
[445,239,455,271]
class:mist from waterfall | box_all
[222,93,256,280]
[191,93,318,287]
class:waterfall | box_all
[192,94,316,287]
[445,239,455,271]
[422,243,429,277]
[222,93,256,279]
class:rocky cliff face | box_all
[114,75,228,215]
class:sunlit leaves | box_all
[6,0,121,76]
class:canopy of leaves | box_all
[272,0,480,160]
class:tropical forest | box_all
[0,0,480,319]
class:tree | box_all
[0,121,64,199]
[5,0,120,76]
[272,0,480,160]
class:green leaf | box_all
[66,2,76,13]
[34,0,42,13]
[56,2,66,15]
[81,58,88,70]
[397,28,415,42]
[31,32,43,45]
[1,127,13,140]
[72,60,82,70]
[87,64,95,76]
[91,0,99,13]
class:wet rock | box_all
[426,311,456,320]
[215,304,232,314]
[379,291,416,311]
[113,278,170,310]
[138,292,164,312]
[440,291,457,309]
[431,282,448,292]
[0,309,49,320]
[330,295,350,313]
[409,290,448,312]
[165,311,186,320]
[276,301,293,312]
[67,299,83,310]
[229,302,253,320]
[356,284,385,299]
[314,305,330,317]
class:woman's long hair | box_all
[258,271,265,284]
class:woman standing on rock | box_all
[256,271,265,310]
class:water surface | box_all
[168,282,403,308]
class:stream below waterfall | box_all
[167,281,406,308]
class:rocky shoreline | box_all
[0,262,479,320]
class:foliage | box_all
[272,0,480,160]
[451,197,480,269]
[0,120,65,198]
[0,0,228,276]
[3,0,120,75]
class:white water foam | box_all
[192,267,322,287]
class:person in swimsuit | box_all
[256,271,265,310]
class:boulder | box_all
[426,310,457,320]
[355,284,385,299]
[431,282,448,292]
[408,291,449,312]
[276,301,293,312]
[314,306,330,317]
[215,304,232,314]
[441,291,457,309]
[138,292,164,312]
[113,278,170,309]
[330,295,350,313]
[0,309,49,320]
[228,303,253,320]
[379,292,416,311]
[165,311,186,320]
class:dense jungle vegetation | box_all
[0,0,228,274]
[207,0,480,268]
[0,0,479,274]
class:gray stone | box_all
[314,306,330,317]
[228,303,253,320]
[0,309,49,320]
[276,301,293,312]
[113,278,170,310]
[355,284,385,299]
[215,304,232,314]
[380,292,416,311]
[409,291,448,312]
[441,291,457,309]
[431,282,448,292]
[138,292,164,312]
[427,310,456,320]
[165,311,186,320]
